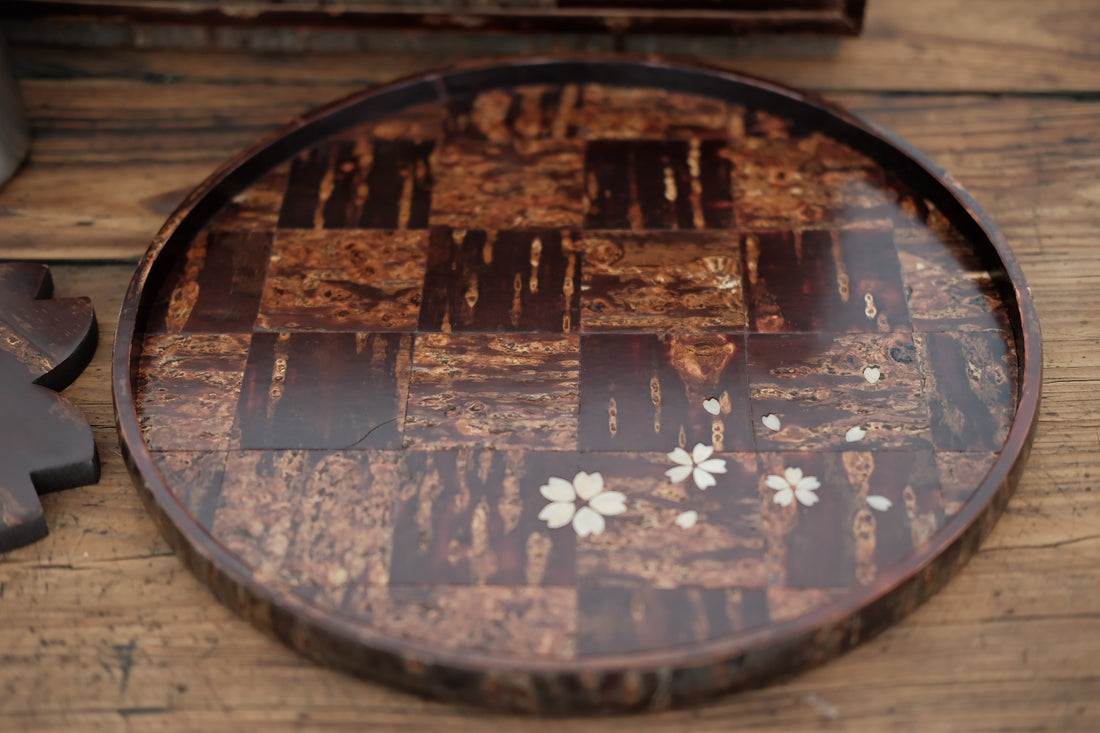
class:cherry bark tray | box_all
[113,57,1040,713]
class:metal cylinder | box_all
[0,36,29,186]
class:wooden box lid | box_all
[2,0,867,35]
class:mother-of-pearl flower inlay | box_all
[538,471,627,537]
[666,443,728,490]
[766,467,821,507]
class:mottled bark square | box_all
[579,231,745,332]
[429,138,585,229]
[256,229,428,332]
[575,452,766,590]
[747,332,932,451]
[404,333,579,450]
[213,450,401,606]
[136,334,251,451]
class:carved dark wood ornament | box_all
[0,263,99,552]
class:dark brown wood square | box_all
[208,161,291,231]
[135,334,251,450]
[744,226,910,333]
[236,332,411,450]
[418,228,582,333]
[429,138,585,229]
[747,332,931,451]
[578,231,745,332]
[916,331,1016,451]
[765,586,852,626]
[389,449,577,586]
[343,586,577,661]
[277,139,434,230]
[143,230,273,334]
[579,333,754,453]
[212,450,402,605]
[575,452,765,590]
[442,87,574,143]
[404,333,579,450]
[256,229,428,332]
[577,585,770,658]
[583,138,734,229]
[757,450,941,588]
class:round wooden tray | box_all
[114,57,1040,713]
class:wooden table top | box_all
[1,0,1098,729]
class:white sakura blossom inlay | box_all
[666,443,728,490]
[845,426,867,442]
[863,366,882,384]
[703,398,721,416]
[765,467,821,507]
[538,471,627,537]
[761,413,781,432]
[674,510,699,529]
[866,495,893,512]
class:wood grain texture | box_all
[2,83,1096,262]
[3,0,1097,92]
[1,0,1099,726]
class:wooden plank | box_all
[2,67,1096,262]
[5,0,1099,91]
[0,7,1098,723]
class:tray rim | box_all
[112,54,1042,709]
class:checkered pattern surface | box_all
[133,83,1018,661]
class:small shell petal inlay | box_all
[845,426,867,442]
[675,510,699,529]
[867,495,893,512]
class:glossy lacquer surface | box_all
[115,59,1039,713]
